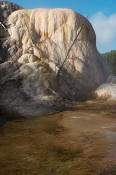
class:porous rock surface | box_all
[0,4,109,117]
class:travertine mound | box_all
[0,6,109,116]
[95,75,116,100]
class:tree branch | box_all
[56,23,84,79]
[0,21,7,31]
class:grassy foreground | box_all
[0,100,116,175]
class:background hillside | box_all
[102,50,116,75]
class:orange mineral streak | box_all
[71,51,75,67]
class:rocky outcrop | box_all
[0,1,23,63]
[95,75,116,100]
[0,4,109,117]
[0,1,22,25]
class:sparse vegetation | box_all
[76,100,116,114]
[0,106,114,175]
